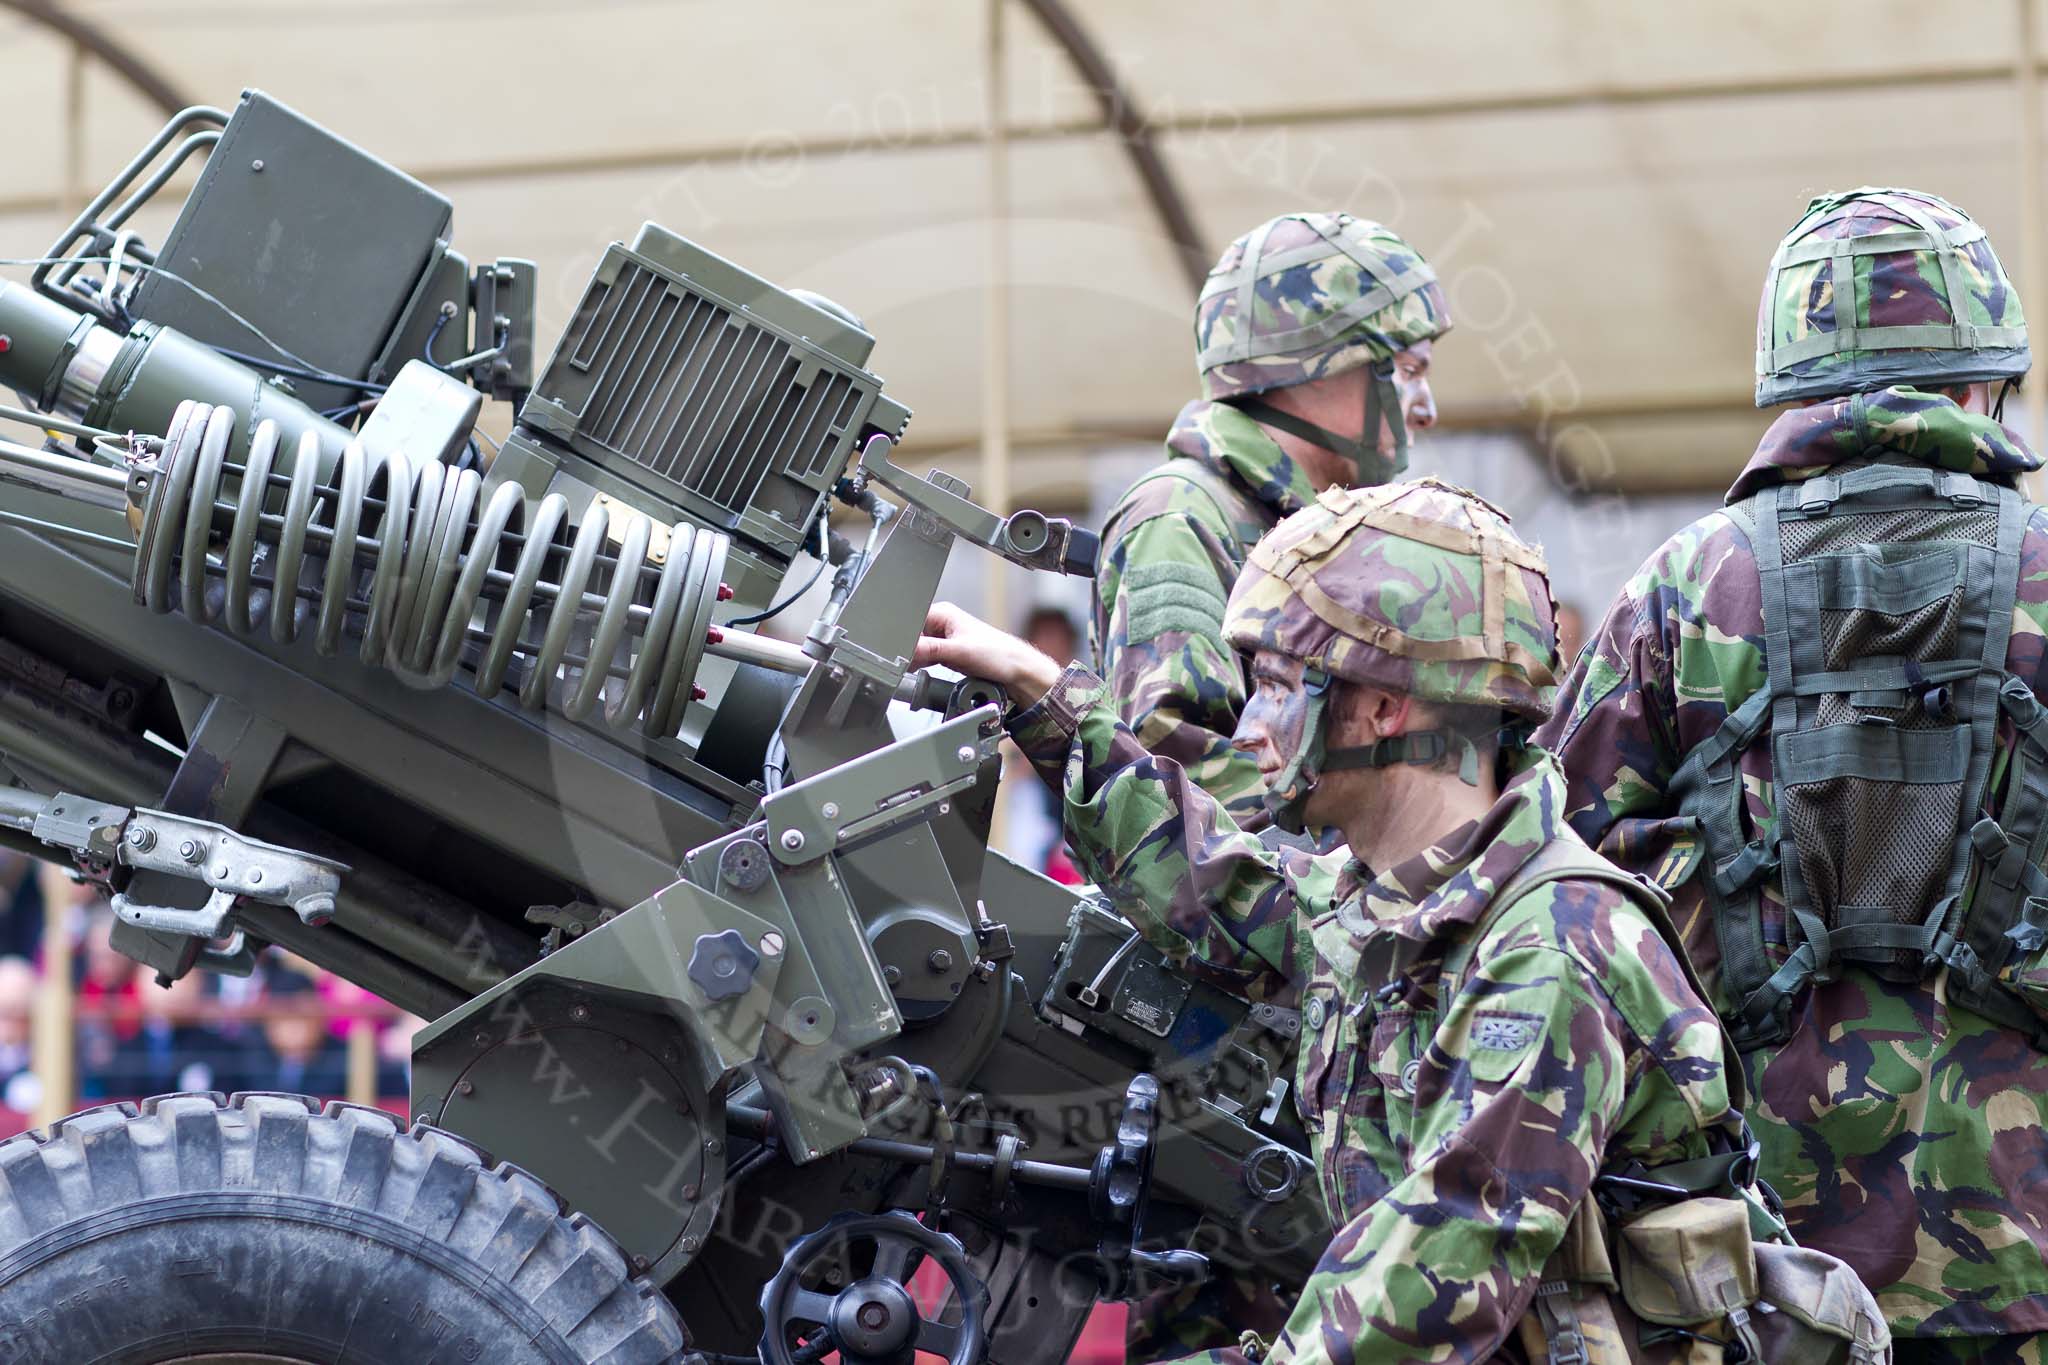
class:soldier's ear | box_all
[1335,684,1412,742]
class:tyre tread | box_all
[0,1091,687,1363]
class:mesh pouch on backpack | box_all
[1671,437,2035,1048]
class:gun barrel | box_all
[0,438,130,511]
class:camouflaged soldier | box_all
[1541,187,2048,1364]
[1092,212,1450,834]
[918,480,1887,1364]
[1097,210,1450,1359]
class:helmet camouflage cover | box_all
[1756,187,2029,407]
[1197,211,1451,402]
[1222,478,1558,721]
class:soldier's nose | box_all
[1408,383,1436,429]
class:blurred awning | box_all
[4,0,2046,494]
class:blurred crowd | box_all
[0,851,419,1131]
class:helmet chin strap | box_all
[1227,361,1408,486]
[1322,731,1482,787]
[1259,667,1480,835]
[1260,669,1331,836]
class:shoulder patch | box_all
[1124,559,1229,646]
[1472,1014,1538,1053]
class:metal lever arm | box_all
[855,434,1098,577]
[1,787,345,940]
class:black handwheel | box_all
[758,1211,989,1365]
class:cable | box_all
[195,345,387,398]
[2,254,386,392]
[726,514,829,628]
[421,308,454,368]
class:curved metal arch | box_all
[1017,0,1210,292]
[0,0,192,117]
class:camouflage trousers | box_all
[1893,1337,2048,1364]
[1125,1268,1291,1362]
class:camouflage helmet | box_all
[1223,478,1558,720]
[1221,478,1555,825]
[1197,212,1450,402]
[1756,187,2029,407]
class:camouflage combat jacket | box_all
[1012,668,1742,1364]
[1539,386,2048,1339]
[1090,399,1322,830]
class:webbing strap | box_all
[1789,459,1987,515]
[1672,502,1784,1039]
[1756,486,1821,995]
[1951,678,2048,1023]
[1227,393,1402,486]
[1439,836,1749,1113]
[1530,1282,1587,1365]
[1787,657,1981,697]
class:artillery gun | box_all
[0,91,1324,1363]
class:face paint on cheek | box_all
[1255,685,1311,767]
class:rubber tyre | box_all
[0,1093,690,1364]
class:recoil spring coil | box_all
[134,399,731,738]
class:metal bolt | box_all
[883,964,903,986]
[570,1005,590,1022]
[928,949,954,974]
[248,869,263,885]
[937,802,951,816]
[779,829,805,852]
[178,840,201,863]
[127,826,155,853]
[456,1080,474,1096]
[474,1032,490,1048]
[705,1138,723,1155]
[250,158,265,172]
[759,931,785,957]
[681,1235,701,1253]
[681,1183,700,1200]
[821,801,839,819]
[213,864,230,879]
[956,745,977,764]
[631,1254,651,1272]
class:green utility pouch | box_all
[1615,1197,1758,1327]
[1522,1196,1889,1364]
[1747,1242,1892,1363]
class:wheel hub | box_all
[828,1276,919,1359]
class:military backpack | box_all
[1669,430,2048,1052]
